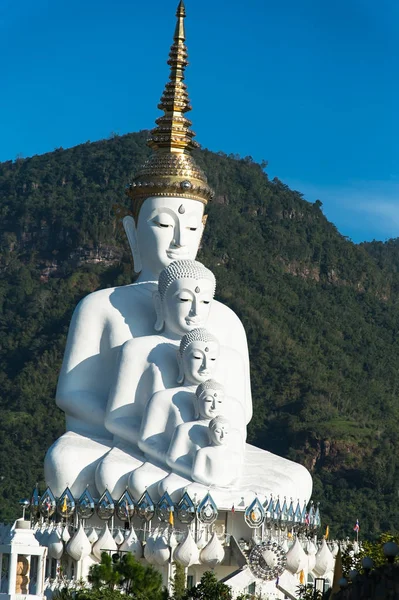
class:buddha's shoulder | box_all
[120,334,163,355]
[75,283,154,314]
[211,300,244,326]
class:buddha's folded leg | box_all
[158,472,191,502]
[128,462,169,502]
[95,442,144,498]
[44,432,112,497]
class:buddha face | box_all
[136,197,205,278]
[197,387,225,420]
[160,277,214,337]
[181,340,220,385]
[209,420,230,446]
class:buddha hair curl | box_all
[195,379,225,398]
[179,328,219,357]
[158,260,216,300]
[209,415,230,431]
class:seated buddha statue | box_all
[137,328,220,463]
[96,262,247,496]
[192,416,243,487]
[44,1,313,506]
[165,380,244,481]
[44,4,251,498]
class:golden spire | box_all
[127,0,214,214]
[149,0,196,154]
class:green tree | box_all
[170,562,186,600]
[183,571,232,600]
[86,552,166,600]
[341,533,399,576]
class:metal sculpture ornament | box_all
[249,540,287,581]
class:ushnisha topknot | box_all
[158,259,216,300]
[179,328,219,356]
[209,415,230,431]
[196,379,225,398]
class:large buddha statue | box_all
[44,3,250,497]
[44,0,312,507]
[96,261,247,496]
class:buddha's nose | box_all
[190,297,199,316]
[173,223,187,247]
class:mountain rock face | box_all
[1,131,399,536]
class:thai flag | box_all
[353,519,360,532]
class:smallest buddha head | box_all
[195,379,225,420]
[154,259,216,337]
[177,328,220,385]
[209,416,230,446]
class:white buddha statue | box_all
[96,261,248,496]
[44,4,251,498]
[44,0,312,505]
[192,416,243,487]
[165,379,243,480]
[137,328,220,463]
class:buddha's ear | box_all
[153,291,164,332]
[123,216,142,274]
[193,395,200,419]
[176,352,184,384]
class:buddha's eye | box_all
[201,300,210,305]
[179,297,191,302]
[193,355,202,360]
[210,358,216,361]
[188,227,197,231]
[153,215,174,228]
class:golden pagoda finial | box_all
[127,1,214,214]
[148,0,195,154]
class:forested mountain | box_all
[1,131,399,537]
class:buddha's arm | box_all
[105,338,151,441]
[56,294,109,426]
[191,449,208,485]
[165,426,192,478]
[137,391,169,459]
[231,318,252,424]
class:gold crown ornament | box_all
[127,0,214,219]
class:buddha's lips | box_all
[185,317,203,326]
[166,249,189,260]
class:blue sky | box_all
[0,0,397,243]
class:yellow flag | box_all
[299,570,305,585]
[324,525,329,540]
[168,510,174,527]
[287,531,293,539]
[62,496,68,514]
